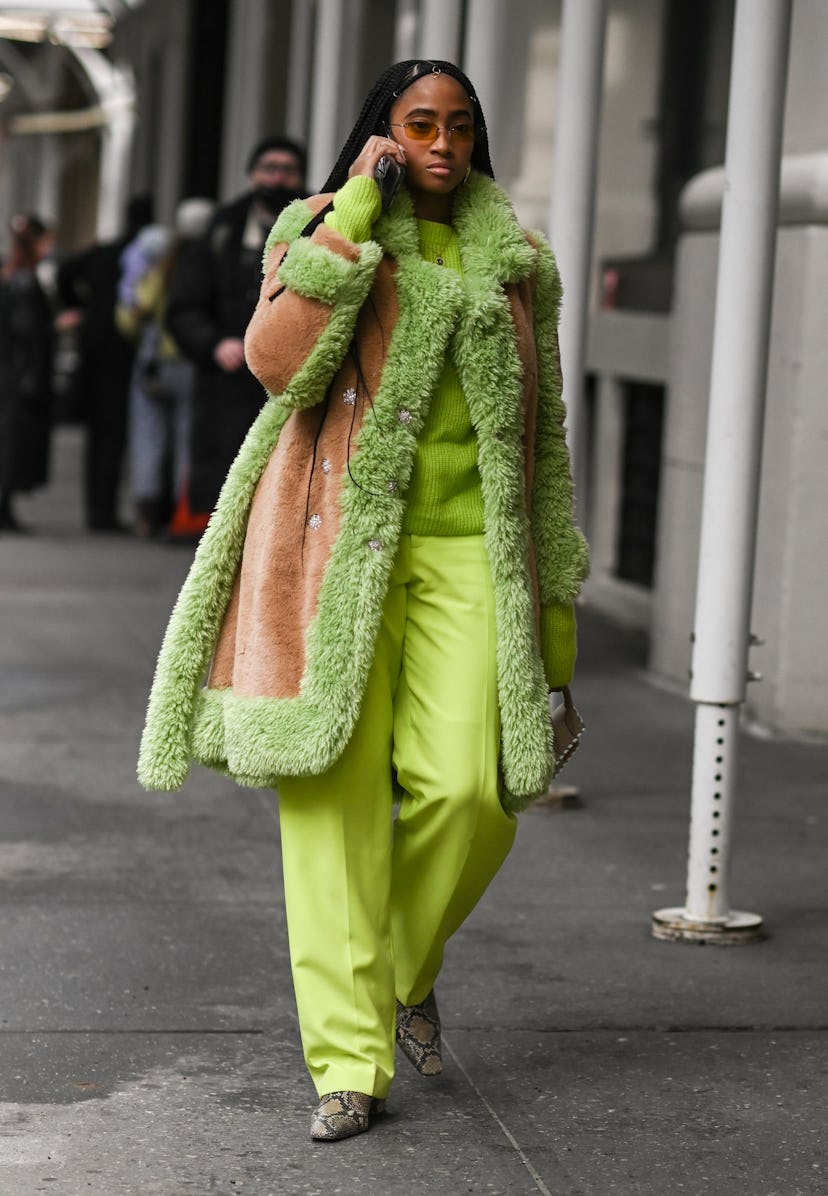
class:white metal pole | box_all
[307,0,347,189]
[652,0,793,945]
[548,0,608,501]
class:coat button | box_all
[368,539,384,551]
[343,387,357,406]
[308,513,322,530]
[321,458,332,474]
[398,409,412,424]
[387,480,397,493]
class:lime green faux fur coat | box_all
[138,173,588,812]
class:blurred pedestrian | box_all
[116,199,215,538]
[165,136,306,514]
[139,60,588,1141]
[0,213,55,533]
[118,223,170,310]
[57,196,154,532]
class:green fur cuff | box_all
[263,198,318,261]
[277,240,384,410]
[540,602,577,689]
[277,234,371,305]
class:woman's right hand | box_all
[347,135,406,180]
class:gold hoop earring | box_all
[463,164,471,185]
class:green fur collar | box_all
[270,172,537,288]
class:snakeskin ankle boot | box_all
[395,989,442,1076]
[310,1090,386,1141]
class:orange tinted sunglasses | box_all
[388,120,475,144]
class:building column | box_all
[32,48,61,222]
[71,47,136,239]
[307,0,349,188]
[587,374,624,585]
[155,2,192,221]
[220,0,271,199]
[393,0,418,61]
[35,134,61,222]
[547,0,608,498]
[463,0,532,183]
[419,0,463,61]
[285,0,315,144]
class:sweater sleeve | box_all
[539,601,577,690]
[325,176,382,244]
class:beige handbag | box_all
[550,686,585,776]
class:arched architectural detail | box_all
[1,37,135,238]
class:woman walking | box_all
[139,59,588,1141]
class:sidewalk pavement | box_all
[0,426,825,1196]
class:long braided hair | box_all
[321,59,495,192]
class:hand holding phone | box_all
[375,155,404,212]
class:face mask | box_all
[253,185,305,215]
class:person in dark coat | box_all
[165,136,306,514]
[57,196,153,531]
[0,214,55,533]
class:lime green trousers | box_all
[277,533,517,1099]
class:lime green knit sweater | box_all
[326,176,576,687]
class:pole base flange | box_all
[651,907,765,945]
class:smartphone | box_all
[375,155,404,212]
